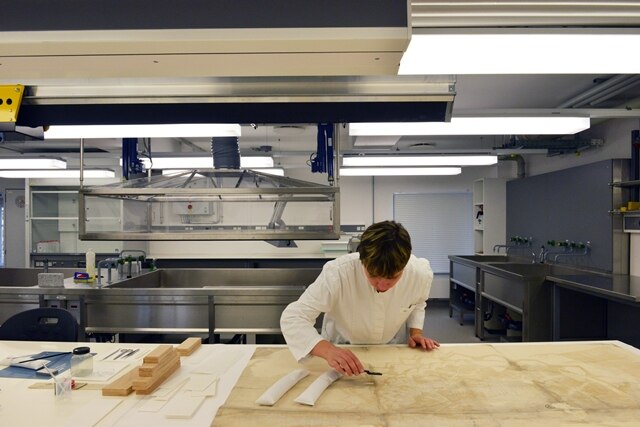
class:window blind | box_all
[394,193,473,274]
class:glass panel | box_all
[31,192,78,218]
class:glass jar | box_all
[70,346,93,377]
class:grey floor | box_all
[423,300,481,344]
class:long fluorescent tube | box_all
[140,156,273,169]
[0,157,66,169]
[400,29,640,74]
[161,168,284,176]
[343,155,497,167]
[349,117,590,136]
[340,167,461,176]
[253,168,284,176]
[0,169,115,178]
[45,124,242,139]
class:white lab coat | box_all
[280,253,433,361]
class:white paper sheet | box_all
[184,373,218,392]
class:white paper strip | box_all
[163,393,207,419]
[184,373,218,392]
[256,368,310,406]
[294,369,342,406]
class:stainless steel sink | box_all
[485,262,550,277]
[454,255,510,263]
[105,268,321,289]
[87,268,323,338]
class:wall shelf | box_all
[472,178,506,255]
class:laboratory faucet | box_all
[553,241,591,262]
[493,244,512,253]
[494,236,536,262]
[119,250,147,278]
[119,249,146,259]
[97,258,119,286]
[508,245,537,263]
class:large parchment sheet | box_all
[214,343,640,426]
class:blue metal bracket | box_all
[122,138,145,180]
[311,123,334,182]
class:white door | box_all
[5,189,26,268]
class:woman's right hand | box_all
[311,340,364,376]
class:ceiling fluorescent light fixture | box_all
[161,168,284,176]
[0,169,115,178]
[400,29,640,74]
[343,155,497,167]
[45,124,242,139]
[340,167,461,176]
[140,156,273,169]
[253,168,284,176]
[349,117,590,136]
[0,157,67,169]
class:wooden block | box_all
[133,352,180,388]
[102,366,139,396]
[134,356,181,395]
[176,337,202,356]
[138,362,160,377]
[143,344,174,364]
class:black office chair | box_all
[0,308,79,342]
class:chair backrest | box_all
[0,308,79,342]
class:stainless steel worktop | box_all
[546,273,640,303]
[449,255,639,305]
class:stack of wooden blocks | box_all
[102,337,202,397]
[133,345,181,395]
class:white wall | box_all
[339,167,495,298]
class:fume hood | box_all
[79,169,339,241]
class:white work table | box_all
[1,340,639,426]
[0,340,255,427]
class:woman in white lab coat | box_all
[280,220,439,376]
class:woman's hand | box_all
[311,340,364,376]
[408,334,440,351]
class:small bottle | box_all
[86,249,96,279]
[70,346,93,377]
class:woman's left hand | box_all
[408,334,440,351]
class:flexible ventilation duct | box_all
[211,137,240,169]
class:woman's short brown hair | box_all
[357,220,412,278]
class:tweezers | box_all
[364,370,382,376]
[122,349,139,359]
[102,349,121,361]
